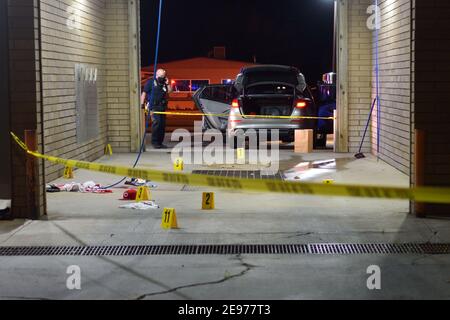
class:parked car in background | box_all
[193,65,317,147]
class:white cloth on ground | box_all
[119,201,160,210]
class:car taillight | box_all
[295,99,308,109]
[231,99,240,108]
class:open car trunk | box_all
[241,94,295,117]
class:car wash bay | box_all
[0,0,449,299]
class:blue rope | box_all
[103,0,164,189]
[357,98,377,154]
[375,0,381,158]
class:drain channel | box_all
[191,170,283,180]
[0,243,448,257]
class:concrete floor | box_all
[0,140,449,299]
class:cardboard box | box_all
[295,129,313,153]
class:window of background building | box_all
[171,79,210,92]
[222,79,235,85]
[172,80,191,92]
[191,80,209,91]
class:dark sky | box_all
[140,0,335,84]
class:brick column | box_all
[7,0,46,219]
[0,0,11,201]
[347,0,373,154]
[413,0,450,217]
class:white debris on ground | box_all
[119,201,160,210]
[46,181,112,193]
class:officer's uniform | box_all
[144,78,169,147]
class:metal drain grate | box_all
[192,170,283,180]
[0,243,448,257]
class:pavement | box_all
[0,138,449,299]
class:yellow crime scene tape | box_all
[151,111,335,121]
[10,132,450,204]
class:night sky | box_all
[140,0,335,84]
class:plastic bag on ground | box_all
[119,201,160,210]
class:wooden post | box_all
[24,130,39,220]
[336,0,349,153]
[128,0,141,152]
[333,109,338,153]
[414,129,426,218]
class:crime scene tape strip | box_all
[10,132,450,204]
[152,111,335,121]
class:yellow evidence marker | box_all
[161,208,178,229]
[136,186,151,202]
[64,166,74,179]
[104,144,113,156]
[202,192,215,210]
[174,157,184,171]
[237,148,245,162]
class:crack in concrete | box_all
[134,255,255,300]
[1,296,51,300]
[421,220,441,243]
[410,254,432,266]
[51,222,190,299]
[284,232,316,239]
[132,220,143,233]
[0,220,33,245]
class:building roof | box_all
[142,57,255,72]
[240,64,298,73]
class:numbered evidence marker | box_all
[136,186,151,202]
[237,148,246,162]
[174,157,184,171]
[64,166,74,179]
[202,192,215,210]
[104,144,113,156]
[323,179,334,185]
[161,208,178,229]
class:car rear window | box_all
[246,84,294,95]
[245,71,298,86]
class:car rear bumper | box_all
[228,126,313,143]
[228,120,315,135]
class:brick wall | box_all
[5,0,137,218]
[40,0,107,182]
[348,0,373,153]
[39,0,134,182]
[346,0,413,175]
[105,0,132,153]
[371,0,412,174]
[7,0,46,218]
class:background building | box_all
[141,55,254,131]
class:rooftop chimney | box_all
[213,46,226,60]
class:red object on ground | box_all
[121,189,137,200]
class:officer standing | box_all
[141,69,173,149]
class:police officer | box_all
[141,69,173,149]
